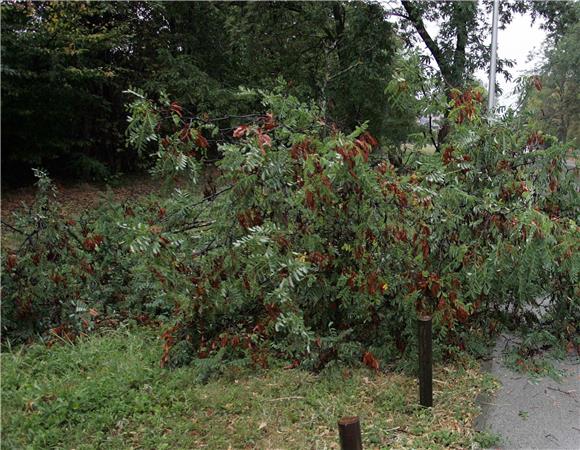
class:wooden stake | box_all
[338,416,363,450]
[418,315,433,407]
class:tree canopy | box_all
[2,1,415,181]
[1,0,578,180]
[520,13,580,144]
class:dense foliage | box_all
[1,1,161,180]
[520,19,580,144]
[4,86,578,372]
[4,0,577,180]
[1,1,413,182]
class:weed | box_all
[473,430,502,448]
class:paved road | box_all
[476,335,580,449]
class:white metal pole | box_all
[488,0,500,111]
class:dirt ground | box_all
[1,174,163,222]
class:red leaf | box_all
[430,281,440,298]
[263,112,277,130]
[284,359,300,370]
[456,306,469,323]
[83,238,96,251]
[160,326,177,368]
[195,132,209,149]
[179,125,190,142]
[442,147,454,165]
[170,102,183,117]
[233,125,248,139]
[362,351,380,371]
[257,132,271,155]
[421,240,430,259]
[6,254,17,271]
[260,133,271,147]
[363,131,378,147]
[367,272,378,295]
[305,190,316,210]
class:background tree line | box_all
[1,0,578,185]
[2,1,414,184]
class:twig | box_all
[193,235,218,258]
[327,60,363,82]
[190,186,233,208]
[65,226,85,249]
[266,396,305,402]
[163,185,232,222]
[428,115,440,153]
[1,220,26,235]
[398,428,419,436]
[18,228,41,252]
[172,220,215,234]
[547,386,577,401]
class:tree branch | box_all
[400,1,452,86]
[1,220,26,235]
[327,60,363,82]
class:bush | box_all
[125,87,579,368]
[1,169,177,343]
[3,88,578,371]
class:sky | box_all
[474,11,547,107]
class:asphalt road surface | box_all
[476,335,580,449]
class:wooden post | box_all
[418,315,433,407]
[338,416,363,450]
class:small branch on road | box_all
[547,386,577,402]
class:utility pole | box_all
[488,0,500,111]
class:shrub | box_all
[1,169,179,343]
[125,87,578,368]
[3,87,578,371]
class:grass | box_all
[1,325,498,449]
